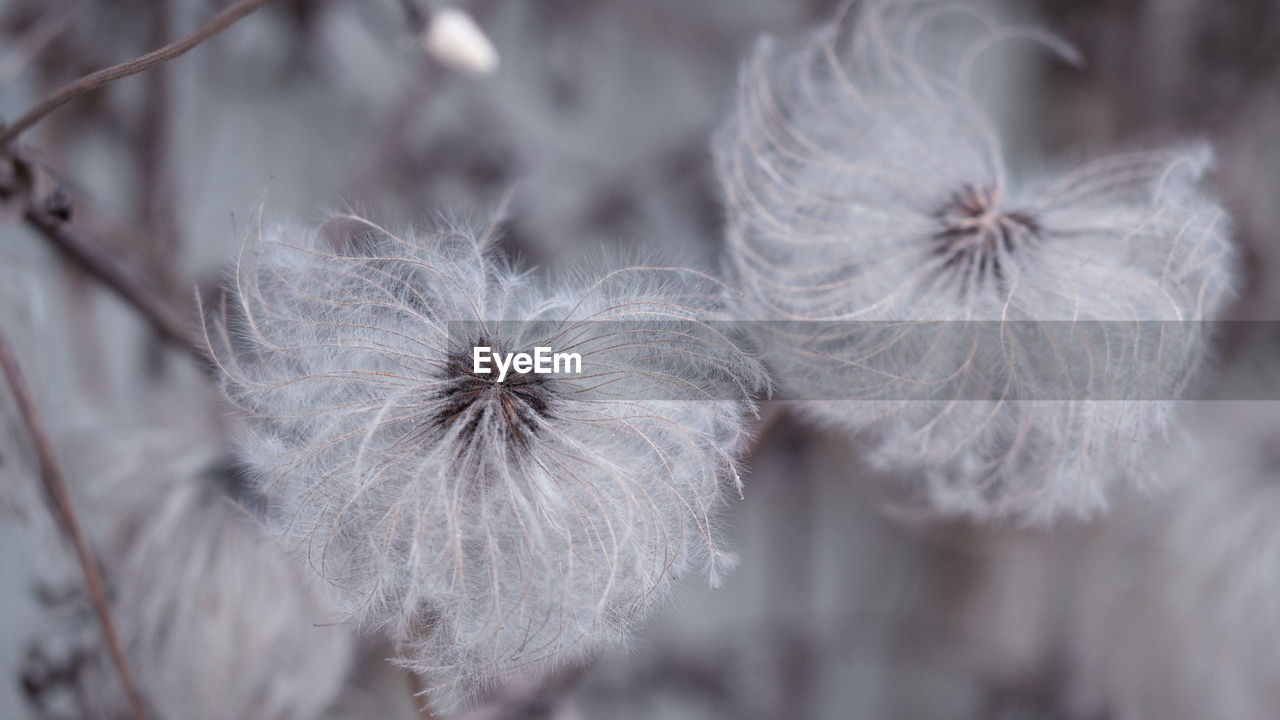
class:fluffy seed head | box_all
[211,216,765,710]
[714,0,1237,521]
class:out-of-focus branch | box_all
[0,0,270,368]
[136,0,183,301]
[22,205,206,363]
[0,0,274,146]
[0,327,149,720]
[398,0,429,33]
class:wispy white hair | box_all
[714,0,1236,522]
[211,215,765,711]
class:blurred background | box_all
[1,0,1278,718]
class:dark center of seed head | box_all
[932,185,1040,283]
[432,343,554,452]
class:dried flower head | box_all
[714,0,1236,521]
[211,215,765,710]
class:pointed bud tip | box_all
[423,8,499,76]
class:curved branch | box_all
[23,207,207,364]
[0,328,149,720]
[0,0,274,146]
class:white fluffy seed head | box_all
[714,1,1237,522]
[212,215,765,711]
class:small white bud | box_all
[423,7,499,76]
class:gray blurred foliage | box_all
[1,0,1278,718]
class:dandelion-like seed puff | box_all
[211,215,765,710]
[715,0,1236,521]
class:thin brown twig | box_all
[0,328,149,720]
[0,0,275,146]
[23,206,207,363]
